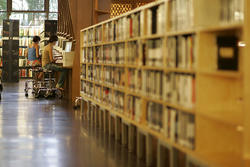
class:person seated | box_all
[27,36,41,66]
[42,35,67,89]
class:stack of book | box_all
[128,69,142,92]
[127,95,142,121]
[114,67,125,88]
[145,39,163,67]
[127,41,140,65]
[167,35,196,69]
[147,102,163,131]
[165,108,195,149]
[95,26,102,44]
[93,65,102,83]
[220,0,244,23]
[147,3,166,35]
[142,70,164,99]
[170,0,194,31]
[163,73,195,108]
[114,91,125,112]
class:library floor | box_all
[0,81,147,167]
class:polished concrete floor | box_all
[0,81,147,167]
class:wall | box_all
[68,0,93,103]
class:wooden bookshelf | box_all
[80,0,247,166]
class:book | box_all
[87,65,93,81]
[141,70,163,99]
[95,26,102,44]
[94,85,102,102]
[80,64,86,79]
[114,67,125,88]
[170,0,194,31]
[163,73,195,108]
[145,39,163,67]
[220,0,244,23]
[167,35,196,69]
[95,46,102,64]
[165,107,195,149]
[93,65,101,83]
[128,41,140,65]
[114,91,124,112]
[147,102,163,131]
[217,36,238,71]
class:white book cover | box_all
[140,10,145,36]
[147,9,152,35]
[171,0,177,31]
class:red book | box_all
[130,18,133,38]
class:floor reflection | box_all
[0,81,146,167]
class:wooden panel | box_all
[243,0,250,162]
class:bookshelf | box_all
[80,0,247,166]
[18,26,43,79]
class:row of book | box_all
[165,108,195,149]
[127,95,142,122]
[93,65,102,83]
[103,44,125,64]
[103,22,113,42]
[113,91,125,112]
[141,70,163,99]
[127,41,140,65]
[141,70,195,108]
[19,59,28,67]
[19,69,32,78]
[83,3,166,44]
[95,26,102,44]
[170,0,194,31]
[102,87,112,105]
[167,35,196,69]
[19,48,27,57]
[163,73,195,108]
[19,38,32,47]
[20,27,42,36]
[82,36,196,69]
[147,103,195,149]
[81,81,94,97]
[94,84,102,102]
[147,4,166,35]
[85,68,195,109]
[102,66,125,87]
[144,39,163,67]
[220,0,244,23]
[80,64,86,79]
[82,47,94,63]
[82,44,125,65]
[128,69,142,92]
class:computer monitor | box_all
[65,41,72,52]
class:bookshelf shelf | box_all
[80,0,247,166]
[198,71,242,79]
[166,68,196,74]
[127,37,141,42]
[199,23,243,32]
[166,30,196,36]
[166,103,195,114]
[142,34,165,40]
[126,64,140,69]
[141,66,165,71]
